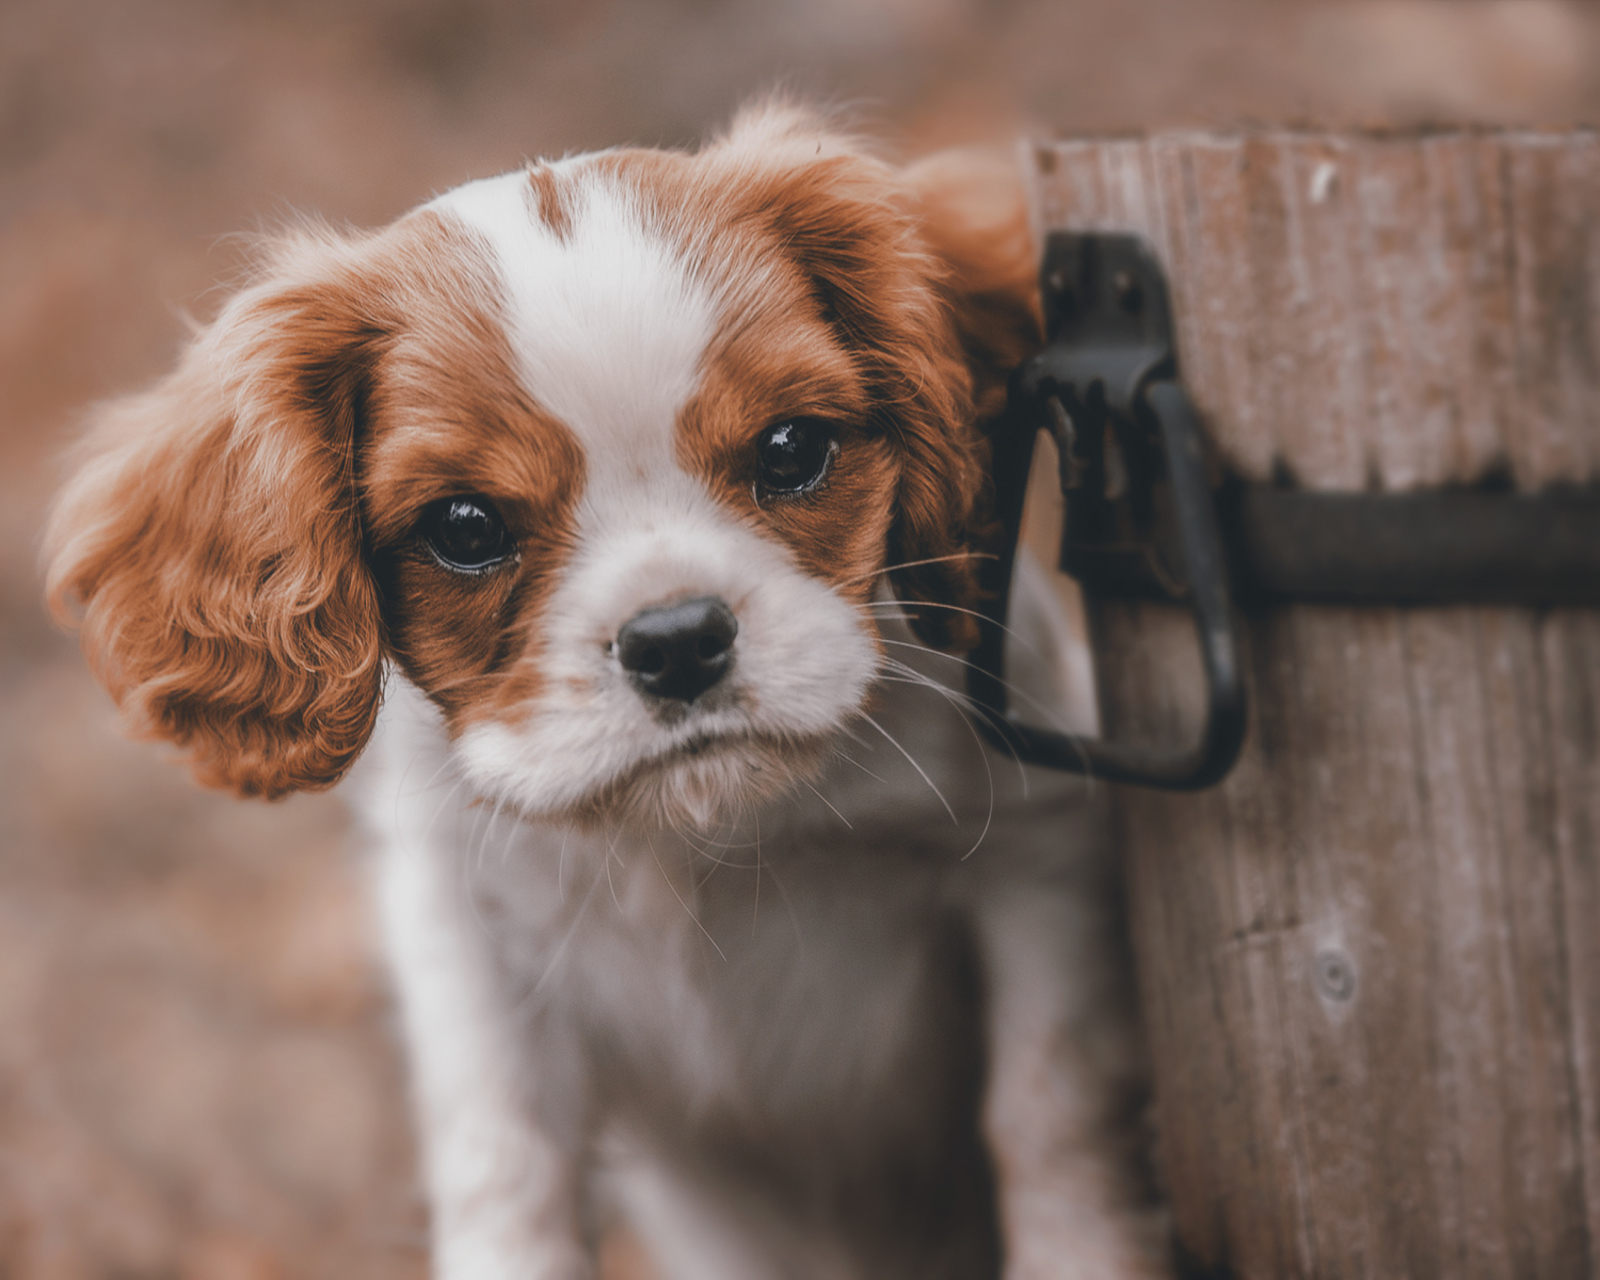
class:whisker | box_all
[761,853,805,952]
[860,598,1046,662]
[673,806,801,944]
[886,667,1000,860]
[866,603,1098,781]
[831,746,889,785]
[836,551,997,588]
[457,796,504,944]
[872,663,1002,844]
[678,824,764,854]
[525,870,603,1003]
[875,655,1032,794]
[881,640,1097,787]
[407,748,463,799]
[689,843,762,871]
[603,827,622,913]
[418,772,470,854]
[877,637,1083,739]
[800,777,854,830]
[669,822,762,872]
[931,679,998,861]
[390,746,456,861]
[476,794,520,875]
[752,814,762,936]
[496,799,525,867]
[468,792,498,875]
[834,722,872,751]
[884,646,1097,779]
[646,834,727,962]
[858,710,957,824]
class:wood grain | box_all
[1029,132,1600,1277]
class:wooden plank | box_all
[1503,135,1600,488]
[1416,135,1517,485]
[1030,131,1600,1278]
[1547,611,1600,1261]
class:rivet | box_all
[1112,270,1143,313]
[1313,948,1357,1003]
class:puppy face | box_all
[45,106,1041,827]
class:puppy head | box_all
[45,104,1041,826]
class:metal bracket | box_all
[967,233,1248,790]
[968,230,1600,789]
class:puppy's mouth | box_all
[627,723,778,781]
[573,725,831,831]
[666,728,748,759]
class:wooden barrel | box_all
[1028,131,1600,1277]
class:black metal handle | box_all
[965,234,1247,790]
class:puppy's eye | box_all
[756,419,836,495]
[420,495,512,573]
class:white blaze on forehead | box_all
[429,166,715,475]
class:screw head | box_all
[1313,948,1357,1003]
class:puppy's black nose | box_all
[616,596,738,703]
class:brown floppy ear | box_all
[870,147,1044,653]
[903,147,1045,426]
[718,108,1042,650]
[897,146,1045,640]
[44,229,389,799]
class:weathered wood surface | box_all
[1029,132,1600,1278]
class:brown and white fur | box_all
[45,104,1165,1279]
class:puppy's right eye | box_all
[420,495,512,573]
[756,419,836,495]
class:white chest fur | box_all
[352,563,1161,1280]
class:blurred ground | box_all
[2,1,1597,1276]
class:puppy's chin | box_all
[584,732,833,831]
[474,728,835,834]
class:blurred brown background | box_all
[2,2,1597,1277]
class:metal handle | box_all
[965,234,1247,790]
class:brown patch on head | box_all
[674,264,899,605]
[566,138,905,602]
[526,162,575,242]
[629,105,1025,651]
[361,214,585,728]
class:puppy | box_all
[45,104,1164,1279]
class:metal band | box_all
[1223,485,1600,608]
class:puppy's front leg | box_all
[378,835,591,1280]
[975,812,1170,1280]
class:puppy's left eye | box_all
[756,419,837,495]
[420,495,512,573]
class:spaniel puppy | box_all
[46,104,1163,1279]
